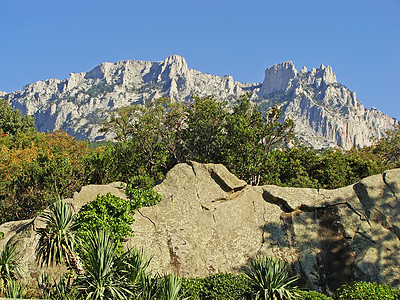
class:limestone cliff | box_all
[256,62,398,149]
[1,163,399,293]
[3,56,398,148]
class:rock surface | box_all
[3,56,398,148]
[1,163,399,293]
[255,62,398,149]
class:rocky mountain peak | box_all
[259,61,297,96]
[3,56,398,149]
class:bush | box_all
[76,193,135,252]
[181,273,252,300]
[333,281,400,300]
[125,185,162,209]
[298,290,333,299]
[0,131,92,223]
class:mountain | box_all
[3,55,398,148]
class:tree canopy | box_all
[0,98,35,135]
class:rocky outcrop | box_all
[256,62,398,149]
[4,56,397,148]
[1,163,399,292]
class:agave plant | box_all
[36,198,79,268]
[77,230,132,300]
[0,243,22,282]
[245,256,299,300]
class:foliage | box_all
[0,130,92,224]
[125,185,162,209]
[223,95,295,184]
[244,256,300,300]
[0,243,22,282]
[159,273,184,300]
[0,98,35,135]
[76,193,135,253]
[298,290,333,300]
[333,281,400,300]
[2,278,26,298]
[39,273,78,300]
[183,95,227,163]
[36,198,79,267]
[77,230,132,300]
[181,273,252,300]
[368,126,400,168]
[119,247,150,289]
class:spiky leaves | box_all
[245,256,299,300]
[78,230,132,300]
[36,198,78,267]
[0,243,22,282]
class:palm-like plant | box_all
[0,243,22,282]
[3,279,26,298]
[245,256,299,300]
[159,273,184,300]
[77,230,132,300]
[36,198,79,268]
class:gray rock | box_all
[3,162,399,293]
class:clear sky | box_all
[1,0,399,119]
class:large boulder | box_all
[0,162,399,293]
[129,162,400,292]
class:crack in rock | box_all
[262,190,294,213]
[137,210,158,232]
[382,172,399,203]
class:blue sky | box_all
[1,0,399,119]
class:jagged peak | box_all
[163,54,187,67]
[258,61,297,96]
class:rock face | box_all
[4,56,398,148]
[1,163,399,293]
[255,62,398,149]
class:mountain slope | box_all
[3,55,398,148]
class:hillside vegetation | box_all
[0,95,399,224]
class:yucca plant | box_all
[245,256,299,300]
[159,273,184,300]
[119,247,151,296]
[140,273,162,300]
[0,243,22,282]
[36,198,79,268]
[77,230,132,300]
[3,279,26,298]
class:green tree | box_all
[224,94,295,185]
[0,98,35,135]
[100,106,137,142]
[184,95,227,163]
[372,126,400,167]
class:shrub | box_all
[125,185,162,209]
[333,281,400,300]
[298,290,333,299]
[0,131,92,223]
[181,273,252,299]
[76,193,135,252]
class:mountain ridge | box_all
[3,55,398,148]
